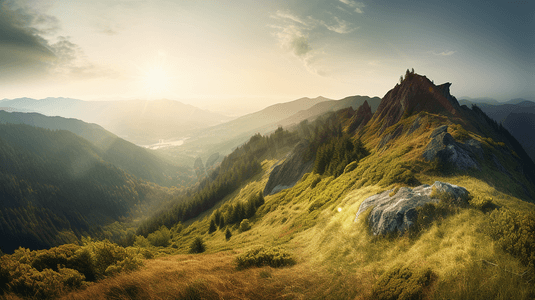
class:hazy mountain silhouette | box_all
[0,111,194,187]
[0,98,232,145]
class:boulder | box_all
[354,181,469,236]
[422,125,480,170]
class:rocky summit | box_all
[366,71,462,134]
[354,181,470,235]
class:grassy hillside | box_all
[2,75,534,299]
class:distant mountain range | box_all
[172,95,381,162]
[0,98,232,145]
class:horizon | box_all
[1,0,534,112]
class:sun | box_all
[143,66,170,96]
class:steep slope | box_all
[0,124,176,253]
[0,111,195,187]
[458,100,535,162]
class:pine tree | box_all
[225,228,232,240]
[219,215,225,228]
[214,210,221,228]
[208,219,217,234]
[245,199,256,218]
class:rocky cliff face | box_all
[264,141,314,195]
[348,100,373,132]
[368,72,462,134]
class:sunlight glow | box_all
[143,67,170,96]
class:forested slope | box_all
[0,111,195,187]
[0,124,174,253]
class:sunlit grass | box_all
[7,112,531,299]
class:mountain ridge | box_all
[0,111,194,187]
[0,98,232,145]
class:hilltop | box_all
[1,71,534,299]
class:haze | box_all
[1,0,534,115]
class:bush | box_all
[485,209,535,281]
[189,237,206,254]
[235,246,296,269]
[469,196,498,212]
[240,219,251,232]
[371,264,436,300]
[0,240,144,298]
[133,235,151,248]
[147,225,171,247]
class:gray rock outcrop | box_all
[422,125,480,170]
[354,181,469,236]
[264,141,314,195]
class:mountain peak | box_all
[370,71,461,133]
[348,100,373,132]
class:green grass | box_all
[19,111,529,300]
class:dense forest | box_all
[0,124,177,253]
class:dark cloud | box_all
[0,0,57,78]
[50,36,103,78]
[0,1,106,81]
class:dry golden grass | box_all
[54,251,370,300]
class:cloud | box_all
[321,16,357,34]
[50,36,113,79]
[0,0,57,78]
[339,0,366,14]
[273,10,308,26]
[432,50,456,56]
[270,9,357,76]
[0,1,113,81]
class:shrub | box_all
[469,196,498,212]
[133,235,151,248]
[240,219,251,232]
[147,225,171,247]
[225,228,232,240]
[189,237,206,254]
[485,209,535,281]
[0,240,143,298]
[235,246,296,269]
[371,264,436,300]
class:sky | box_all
[1,0,534,114]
